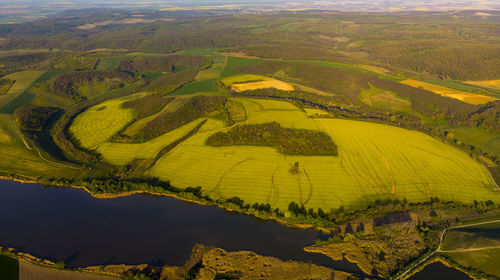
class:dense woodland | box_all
[50,70,137,100]
[206,122,338,155]
[116,55,208,72]
[0,10,499,80]
[133,95,226,141]
[14,106,60,131]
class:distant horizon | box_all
[1,0,499,24]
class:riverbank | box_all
[0,174,333,233]
[0,246,119,279]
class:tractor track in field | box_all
[296,171,303,206]
[302,168,313,205]
[266,164,280,204]
[212,158,250,194]
[375,146,396,194]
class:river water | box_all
[0,179,361,273]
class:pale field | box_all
[400,79,497,105]
[76,18,156,29]
[1,71,44,95]
[150,98,497,211]
[231,80,295,92]
[465,80,500,91]
[221,74,294,92]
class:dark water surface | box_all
[409,262,472,280]
[0,179,361,273]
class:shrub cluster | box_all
[51,70,136,100]
[14,106,61,131]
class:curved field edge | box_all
[48,89,500,212]
[145,98,498,211]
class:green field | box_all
[170,78,219,95]
[194,54,226,81]
[442,220,500,277]
[0,254,18,280]
[94,56,122,70]
[442,223,500,251]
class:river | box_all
[0,179,361,273]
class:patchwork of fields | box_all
[1,50,499,213]
[68,82,498,211]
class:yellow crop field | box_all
[221,74,294,92]
[221,74,269,85]
[304,108,331,117]
[465,80,500,91]
[150,98,498,211]
[400,79,497,105]
[69,98,135,149]
[98,118,209,165]
[123,97,187,137]
[231,80,294,92]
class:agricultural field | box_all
[221,74,294,92]
[98,118,207,165]
[149,98,497,211]
[441,220,500,277]
[358,86,411,112]
[194,54,226,81]
[69,97,136,149]
[400,79,498,105]
[466,80,500,91]
[0,71,80,179]
[94,56,122,70]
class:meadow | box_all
[441,219,500,277]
